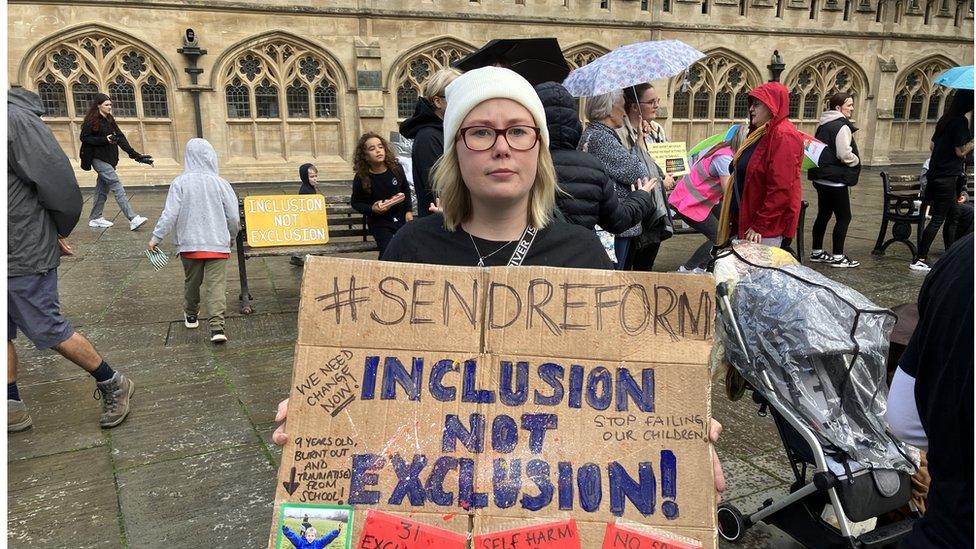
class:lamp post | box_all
[177,29,207,139]
[768,50,786,82]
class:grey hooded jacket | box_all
[151,139,240,254]
[7,88,83,277]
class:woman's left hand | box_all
[709,419,727,502]
[744,228,763,243]
[663,173,676,191]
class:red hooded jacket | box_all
[737,82,804,240]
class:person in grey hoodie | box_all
[808,92,861,268]
[148,139,240,344]
[7,87,135,432]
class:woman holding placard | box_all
[381,67,613,269]
[350,133,414,256]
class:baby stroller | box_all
[712,245,919,548]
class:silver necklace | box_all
[468,232,516,267]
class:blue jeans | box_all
[90,158,137,221]
[614,237,632,270]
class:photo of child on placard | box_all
[277,504,351,549]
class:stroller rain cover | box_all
[715,244,914,474]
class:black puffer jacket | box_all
[535,82,651,233]
[399,97,443,217]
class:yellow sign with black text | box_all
[243,195,330,248]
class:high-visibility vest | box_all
[667,146,733,223]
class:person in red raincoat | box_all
[717,81,804,247]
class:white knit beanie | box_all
[441,66,549,154]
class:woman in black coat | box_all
[534,82,654,234]
[79,93,154,230]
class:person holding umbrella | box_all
[399,68,462,217]
[716,82,804,248]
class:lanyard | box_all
[506,226,538,267]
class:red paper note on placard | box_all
[601,522,703,549]
[357,510,466,548]
[473,519,580,549]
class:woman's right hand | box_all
[632,177,659,193]
[272,398,290,446]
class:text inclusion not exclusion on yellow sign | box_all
[243,195,330,247]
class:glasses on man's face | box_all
[458,125,540,152]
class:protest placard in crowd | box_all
[269,256,716,548]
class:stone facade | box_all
[8,0,973,186]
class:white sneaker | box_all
[909,259,931,272]
[129,215,148,231]
[184,312,199,329]
[88,217,113,228]
[829,255,860,268]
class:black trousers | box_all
[811,183,852,255]
[918,176,962,260]
[369,219,404,258]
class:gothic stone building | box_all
[8,0,974,186]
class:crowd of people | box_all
[6,55,972,546]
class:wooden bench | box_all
[872,172,974,258]
[235,195,377,314]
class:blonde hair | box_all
[423,68,463,101]
[431,143,558,232]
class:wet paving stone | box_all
[117,445,276,549]
[8,447,123,548]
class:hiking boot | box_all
[211,330,228,344]
[184,312,199,329]
[129,215,149,231]
[909,259,931,272]
[88,217,114,228]
[8,399,33,432]
[809,251,832,263]
[830,255,860,268]
[93,373,135,428]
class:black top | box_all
[298,163,317,195]
[534,82,652,233]
[79,118,142,170]
[382,214,614,269]
[399,97,443,217]
[928,116,971,180]
[899,233,973,548]
[350,167,412,225]
[730,140,758,217]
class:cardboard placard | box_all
[269,257,716,548]
[646,142,690,177]
[243,194,329,247]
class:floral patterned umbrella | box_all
[562,40,705,97]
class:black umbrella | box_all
[453,38,570,86]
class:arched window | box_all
[23,30,176,165]
[784,55,864,134]
[890,58,954,160]
[669,52,762,143]
[391,41,474,119]
[29,36,171,120]
[141,76,168,118]
[218,36,346,162]
[222,42,342,122]
[37,74,68,117]
[563,44,611,120]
